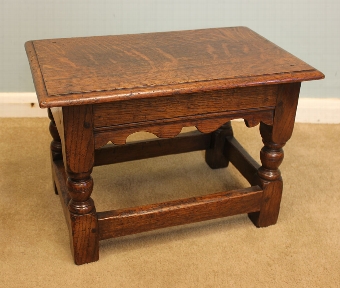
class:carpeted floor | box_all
[0,118,339,287]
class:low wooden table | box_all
[25,27,324,265]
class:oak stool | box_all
[25,27,324,265]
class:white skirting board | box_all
[0,93,46,117]
[1,93,340,123]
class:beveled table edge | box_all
[25,33,325,108]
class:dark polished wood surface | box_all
[26,27,324,264]
[26,27,323,107]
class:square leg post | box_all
[205,121,233,169]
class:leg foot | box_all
[67,176,99,265]
[69,211,99,265]
[248,180,283,227]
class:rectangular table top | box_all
[25,26,324,108]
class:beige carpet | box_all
[0,118,339,287]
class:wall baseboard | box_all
[1,93,340,123]
[295,98,340,124]
[0,93,46,117]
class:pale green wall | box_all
[1,0,338,97]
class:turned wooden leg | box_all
[205,121,233,169]
[62,105,99,265]
[248,123,284,227]
[48,108,62,195]
[249,82,301,227]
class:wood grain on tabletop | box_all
[25,27,324,107]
